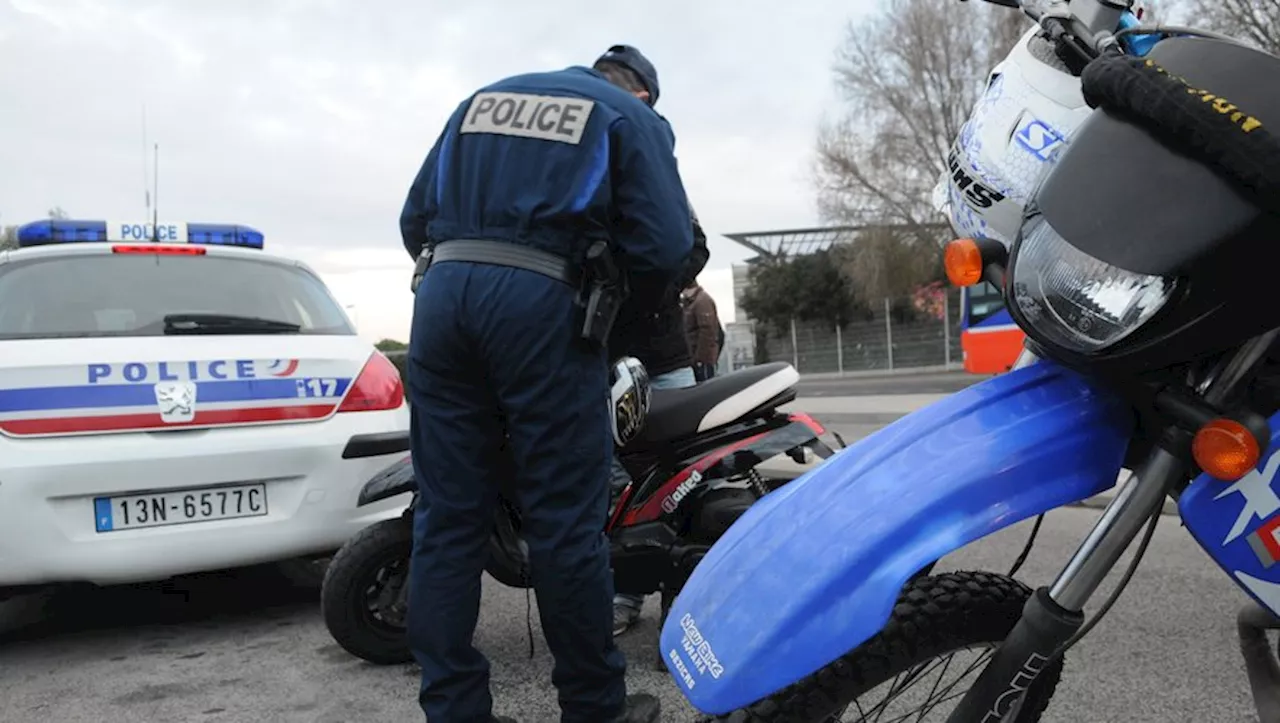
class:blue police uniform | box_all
[400,60,692,723]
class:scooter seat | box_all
[628,362,800,449]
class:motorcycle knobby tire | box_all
[707,571,1063,723]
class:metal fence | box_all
[744,287,963,376]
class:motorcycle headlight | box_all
[1010,215,1177,354]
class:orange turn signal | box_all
[1193,418,1261,481]
[944,238,984,287]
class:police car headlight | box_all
[1009,215,1177,354]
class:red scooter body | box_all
[325,362,836,664]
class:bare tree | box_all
[832,225,946,303]
[0,212,16,251]
[0,207,70,250]
[1187,0,1280,54]
[815,0,1028,241]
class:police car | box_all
[0,219,411,596]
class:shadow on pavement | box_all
[0,563,322,645]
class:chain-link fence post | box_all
[789,316,799,371]
[884,297,894,370]
[835,322,844,376]
[943,291,951,367]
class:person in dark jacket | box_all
[608,200,707,636]
[607,199,708,376]
[399,44,689,723]
[682,280,722,381]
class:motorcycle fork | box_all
[947,334,1276,723]
[1238,603,1280,723]
[944,445,1182,723]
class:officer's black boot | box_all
[490,716,517,723]
[611,693,661,723]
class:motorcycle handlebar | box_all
[958,0,1128,69]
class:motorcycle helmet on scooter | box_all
[610,356,651,448]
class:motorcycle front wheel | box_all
[707,571,1062,723]
[321,516,414,665]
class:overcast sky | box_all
[0,0,879,342]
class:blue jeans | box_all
[693,362,716,382]
[612,365,697,611]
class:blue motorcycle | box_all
[660,3,1280,721]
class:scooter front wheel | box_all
[707,571,1062,723]
[321,516,414,665]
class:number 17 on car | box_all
[296,377,340,398]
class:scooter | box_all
[321,360,844,665]
[658,2,1280,721]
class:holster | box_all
[577,240,627,348]
[410,248,433,293]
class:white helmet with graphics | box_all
[609,356,651,448]
[933,1,1164,243]
[932,25,1093,246]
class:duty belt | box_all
[428,239,579,286]
[411,237,624,348]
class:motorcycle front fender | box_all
[357,454,416,507]
[659,361,1133,714]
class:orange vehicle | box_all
[959,281,1024,374]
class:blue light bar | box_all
[14,220,265,249]
[186,223,265,248]
[17,220,108,245]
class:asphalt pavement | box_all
[795,370,987,397]
[789,370,985,445]
[0,373,1258,722]
[0,508,1259,722]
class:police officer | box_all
[399,44,691,723]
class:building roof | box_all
[723,222,950,261]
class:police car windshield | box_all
[0,254,354,339]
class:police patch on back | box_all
[461,91,596,145]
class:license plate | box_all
[94,483,268,532]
